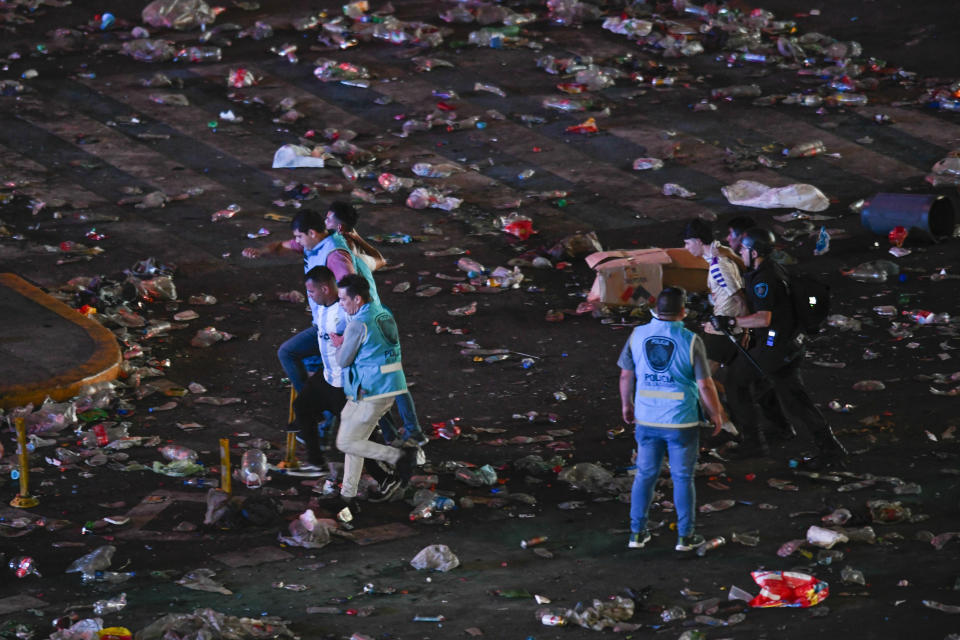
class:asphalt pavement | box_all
[1,0,959,639]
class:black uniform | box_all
[726,259,843,457]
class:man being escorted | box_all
[712,228,847,466]
[618,287,727,551]
[334,275,419,521]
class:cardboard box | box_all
[586,247,716,306]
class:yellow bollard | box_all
[284,386,300,469]
[288,386,297,423]
[10,417,39,508]
[219,438,232,495]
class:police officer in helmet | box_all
[712,228,848,466]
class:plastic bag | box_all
[721,180,830,212]
[749,571,829,608]
[557,462,614,493]
[410,544,460,572]
[66,545,116,574]
[272,144,326,169]
[142,0,216,31]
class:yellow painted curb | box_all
[0,273,121,410]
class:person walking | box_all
[333,275,420,522]
[618,287,727,551]
[712,227,848,465]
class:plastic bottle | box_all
[731,531,759,546]
[240,449,268,488]
[176,46,222,63]
[710,84,761,99]
[92,593,127,615]
[81,570,134,584]
[827,92,868,107]
[521,536,548,549]
[661,606,687,622]
[183,477,219,488]
[783,140,826,158]
[696,536,727,556]
[10,556,41,578]
[377,173,415,193]
[80,423,129,448]
[923,600,960,613]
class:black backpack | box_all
[786,271,831,335]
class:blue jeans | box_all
[630,426,699,537]
[377,391,423,443]
[277,325,321,393]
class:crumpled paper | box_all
[722,180,830,212]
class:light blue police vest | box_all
[628,318,700,428]
[305,233,380,313]
[343,301,406,401]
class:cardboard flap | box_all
[585,248,672,270]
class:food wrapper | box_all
[748,570,829,608]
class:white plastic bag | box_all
[722,180,830,212]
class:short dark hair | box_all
[683,219,712,243]
[727,216,756,236]
[304,265,335,286]
[328,201,358,231]
[291,209,325,234]
[338,274,370,301]
[656,286,686,317]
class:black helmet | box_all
[740,227,776,256]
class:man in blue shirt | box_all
[618,287,727,551]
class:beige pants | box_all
[336,397,402,498]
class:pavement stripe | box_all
[0,116,157,203]
[0,141,108,209]
[16,110,230,202]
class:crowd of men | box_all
[246,205,848,546]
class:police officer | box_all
[619,287,727,552]
[712,228,847,465]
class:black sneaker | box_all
[675,533,706,552]
[369,475,405,503]
[628,530,652,549]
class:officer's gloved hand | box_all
[710,315,737,332]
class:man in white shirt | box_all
[291,265,347,468]
[682,219,749,374]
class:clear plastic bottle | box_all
[711,84,762,99]
[176,46,222,63]
[731,531,759,546]
[696,536,727,556]
[183,477,219,488]
[159,445,198,462]
[783,140,826,158]
[240,449,268,488]
[81,570,135,584]
[827,92,868,107]
[92,593,127,615]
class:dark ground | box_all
[1,0,959,638]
